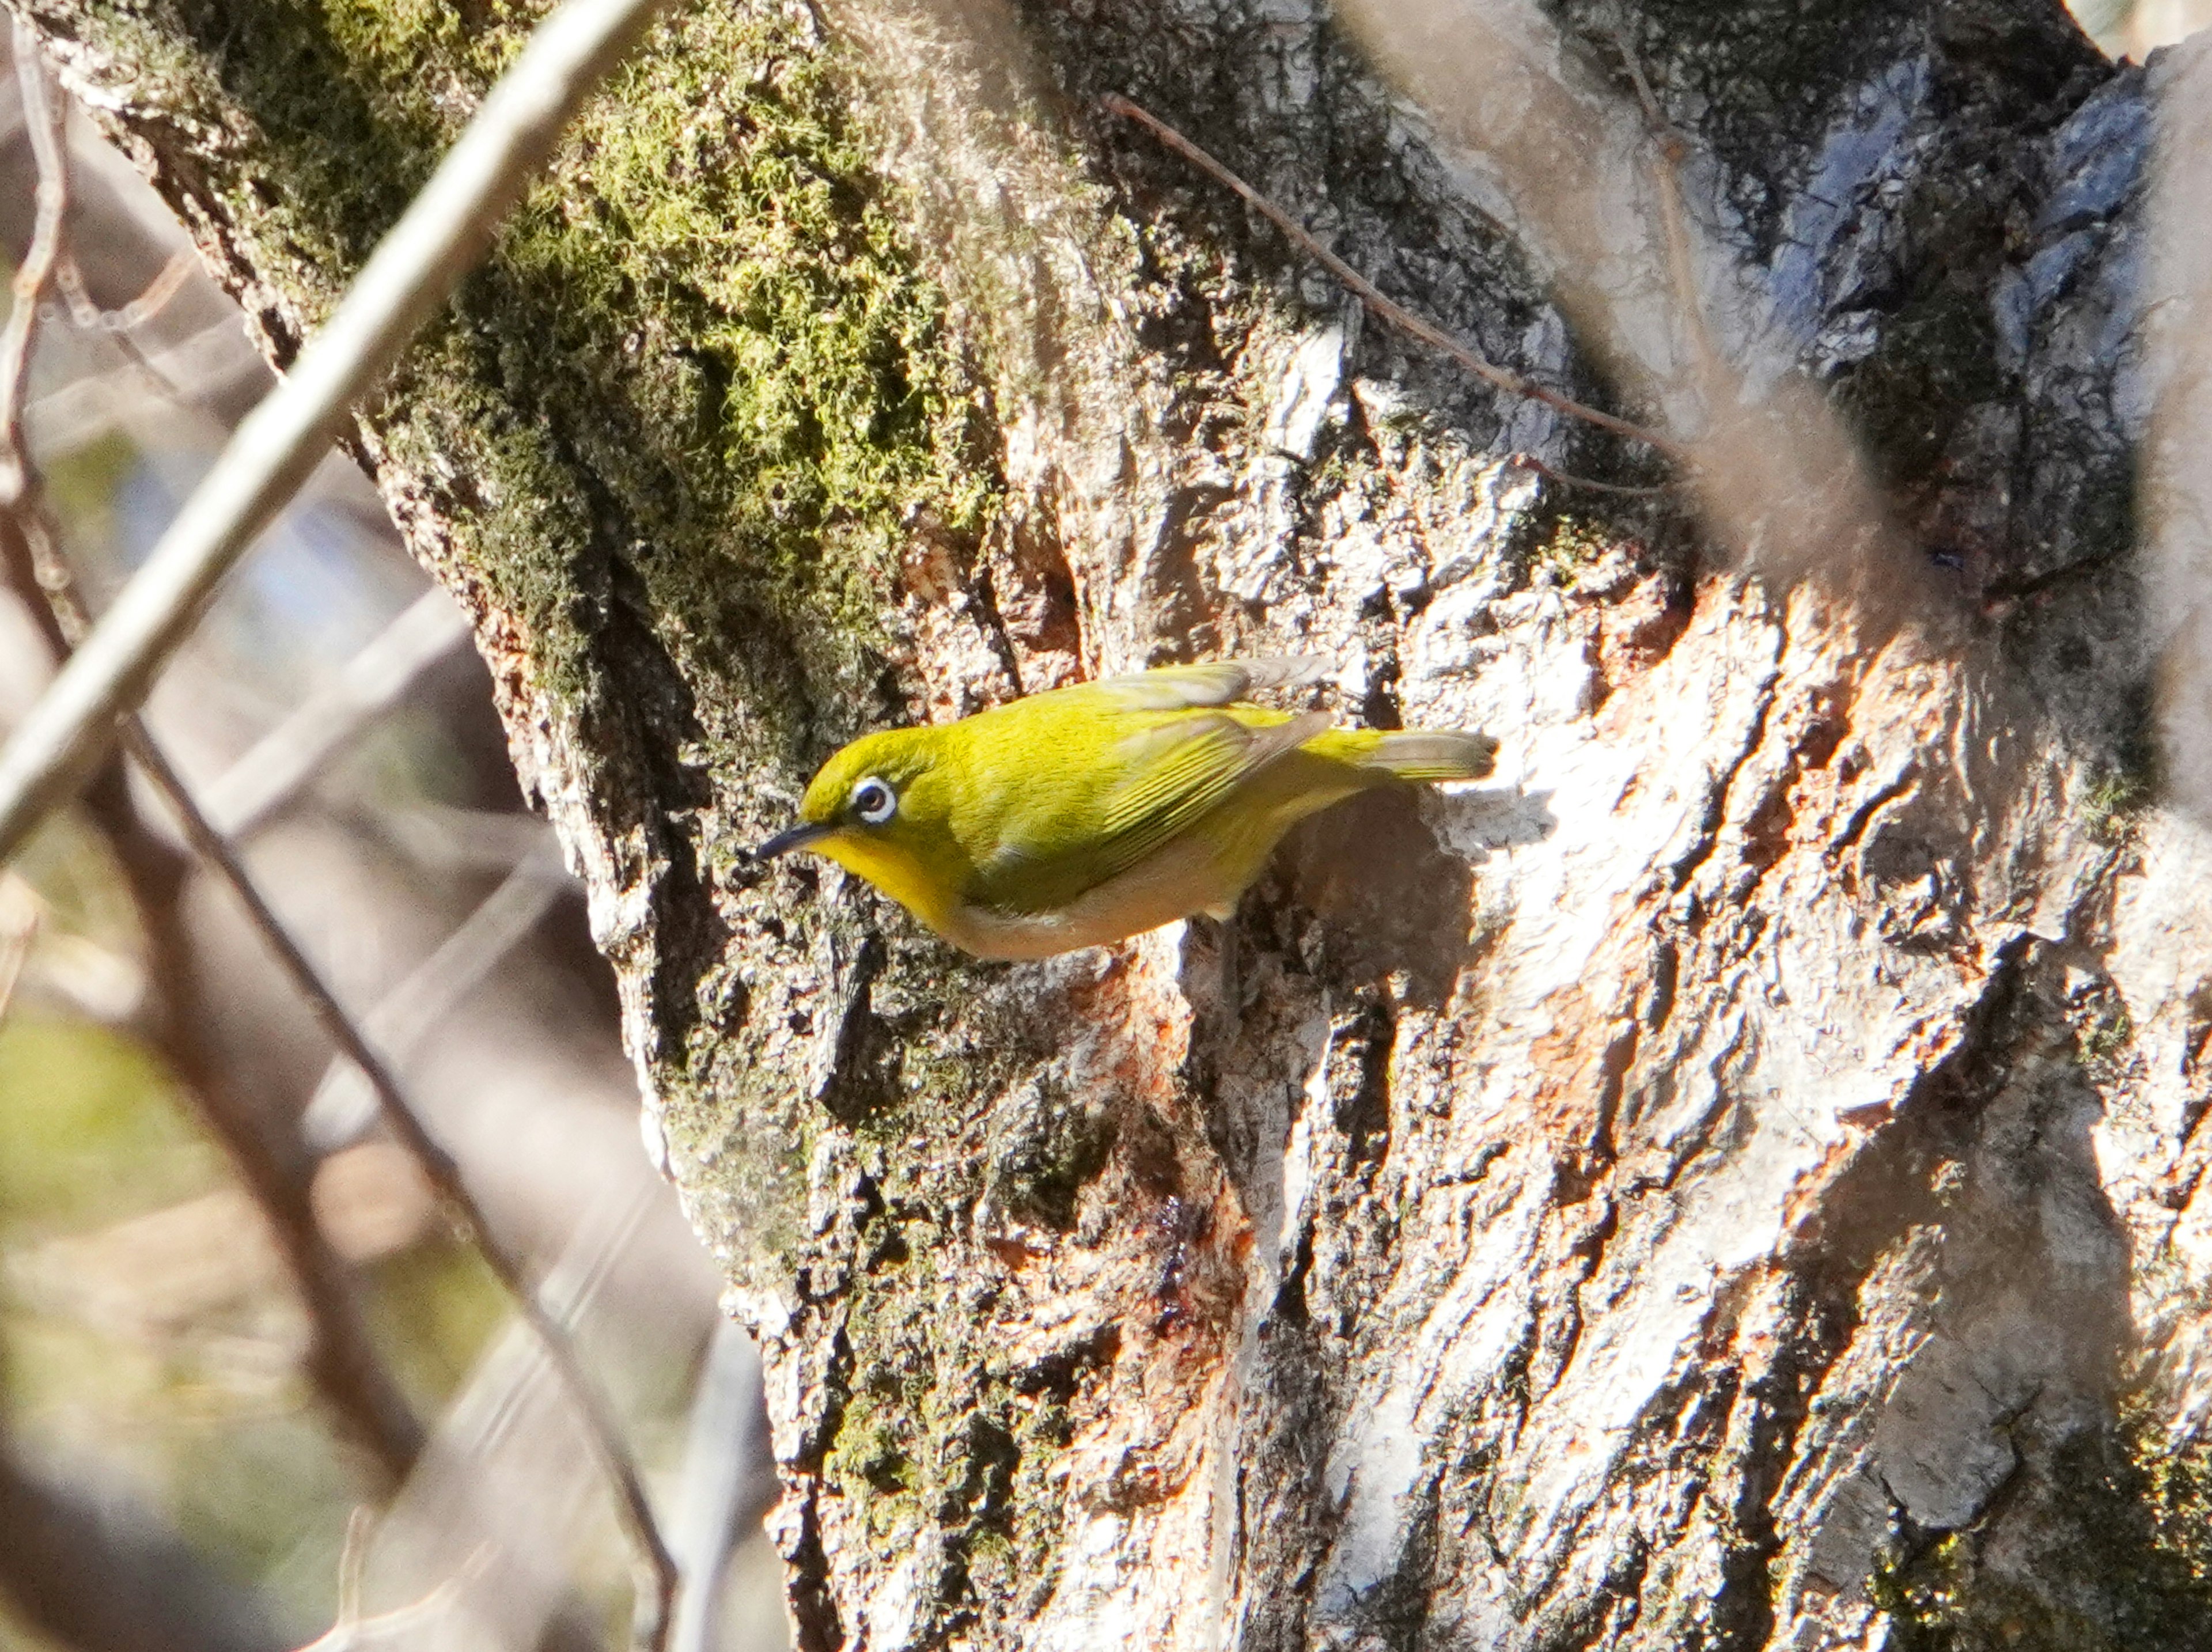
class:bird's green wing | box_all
[960,660,1335,915]
[1089,707,1330,882]
[971,709,1328,914]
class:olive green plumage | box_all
[755,658,1496,959]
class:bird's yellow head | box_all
[753,727,972,927]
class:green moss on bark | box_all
[63,0,994,725]
[1873,1390,2212,1651]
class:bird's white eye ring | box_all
[851,776,897,825]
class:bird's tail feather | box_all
[1311,727,1498,782]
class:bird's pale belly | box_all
[936,832,1244,960]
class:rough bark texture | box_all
[23,0,2212,1645]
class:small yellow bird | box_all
[753,658,1495,959]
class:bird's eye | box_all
[851,776,897,825]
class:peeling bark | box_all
[23,0,2212,1645]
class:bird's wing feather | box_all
[968,711,1329,914]
[960,663,1334,915]
[1085,708,1332,885]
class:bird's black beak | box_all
[752,821,834,861]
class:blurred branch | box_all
[0,1435,290,1652]
[372,799,560,874]
[293,1528,491,1652]
[0,866,34,1020]
[28,317,260,454]
[199,585,472,838]
[304,835,570,1153]
[54,244,200,393]
[1101,92,1691,468]
[1505,449,1675,498]
[0,28,677,1645]
[0,19,63,514]
[365,1186,666,1652]
[59,243,199,331]
[669,1320,773,1652]
[107,712,674,1643]
[0,18,431,1486]
[0,563,438,1483]
[1608,26,1730,410]
[0,0,671,861]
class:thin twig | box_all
[1608,21,1679,158]
[2,522,433,1480]
[669,1318,772,1652]
[370,800,558,876]
[1100,93,1691,469]
[8,510,678,1651]
[29,317,259,454]
[337,1506,375,1630]
[1505,450,1672,499]
[132,730,679,1652]
[54,251,193,395]
[0,0,672,861]
[0,870,35,1022]
[1608,26,1728,392]
[58,244,200,335]
[0,20,64,513]
[0,25,678,1645]
[294,1541,493,1652]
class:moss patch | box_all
[467,5,997,700]
[815,1145,1103,1635]
[1873,1390,2212,1651]
[79,0,995,743]
[2081,679,2158,847]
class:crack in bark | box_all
[1667,627,1785,893]
[1829,768,1922,862]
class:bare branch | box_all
[56,244,199,335]
[128,747,680,1648]
[1101,92,1691,467]
[52,247,200,397]
[372,800,559,875]
[360,1184,682,1652]
[335,1507,374,1632]
[0,1432,290,1652]
[0,14,64,511]
[1503,449,1674,499]
[0,0,672,859]
[13,562,679,1643]
[293,1539,492,1652]
[0,867,35,1020]
[669,1319,772,1652]
[29,318,262,454]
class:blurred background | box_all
[0,1,2196,1650]
[0,22,784,1652]
[2079,0,2212,55]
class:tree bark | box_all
[22,0,2212,1645]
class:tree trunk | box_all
[25,0,2212,1644]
